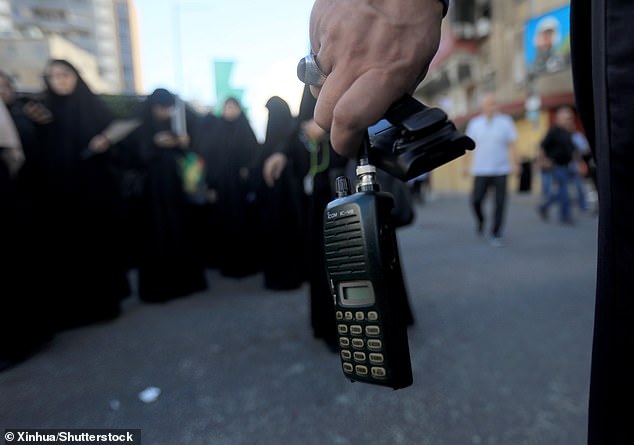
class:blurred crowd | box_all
[0,58,596,372]
[0,59,419,371]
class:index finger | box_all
[327,69,408,158]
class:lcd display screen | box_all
[339,281,375,306]
[344,286,371,301]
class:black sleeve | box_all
[540,129,554,155]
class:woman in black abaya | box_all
[120,88,207,303]
[37,59,130,330]
[264,85,348,351]
[192,109,224,269]
[211,97,262,278]
[1,72,53,368]
[256,96,306,290]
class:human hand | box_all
[154,131,179,148]
[23,101,53,125]
[177,134,190,148]
[301,119,328,142]
[262,152,288,188]
[308,0,443,157]
[1,146,25,177]
[207,188,218,204]
[511,163,521,176]
[88,133,110,153]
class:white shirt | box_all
[466,112,517,176]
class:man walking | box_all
[463,92,518,247]
[537,105,578,224]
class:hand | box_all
[23,101,53,125]
[262,152,288,188]
[88,134,110,154]
[154,131,179,148]
[511,163,521,176]
[177,134,190,148]
[309,0,444,157]
[207,188,218,204]
[301,119,327,142]
[1,146,25,177]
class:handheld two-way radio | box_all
[323,135,413,390]
[323,96,474,390]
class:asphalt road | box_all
[0,192,598,445]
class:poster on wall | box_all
[524,5,571,76]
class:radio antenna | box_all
[356,131,379,192]
[358,131,371,167]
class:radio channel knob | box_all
[335,176,352,197]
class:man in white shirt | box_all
[464,93,518,247]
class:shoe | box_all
[476,220,484,237]
[489,236,504,248]
[537,205,548,221]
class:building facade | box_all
[415,0,574,193]
[0,0,140,94]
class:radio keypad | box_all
[371,367,387,378]
[351,338,365,349]
[353,351,367,362]
[338,308,387,380]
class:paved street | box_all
[0,192,598,445]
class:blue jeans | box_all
[571,168,589,210]
[540,165,572,222]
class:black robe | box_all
[292,86,349,350]
[192,112,224,268]
[119,94,207,303]
[570,2,634,443]
[36,60,130,331]
[256,96,306,290]
[204,109,262,278]
[0,94,55,364]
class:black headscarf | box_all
[135,88,175,138]
[298,84,317,123]
[42,59,112,149]
[263,96,294,155]
[40,59,113,191]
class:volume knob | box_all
[335,176,352,197]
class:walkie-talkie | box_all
[323,96,474,389]
[323,136,413,390]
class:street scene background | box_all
[0,193,597,445]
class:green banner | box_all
[213,60,245,113]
